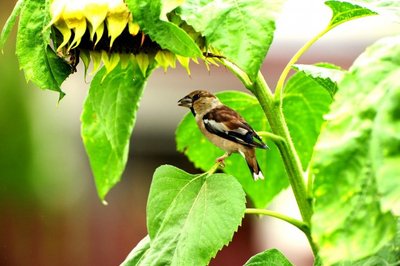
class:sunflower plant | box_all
[1,0,400,265]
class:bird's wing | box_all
[203,106,267,149]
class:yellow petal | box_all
[53,20,71,51]
[176,55,191,75]
[79,49,91,79]
[94,23,105,47]
[69,19,87,49]
[50,0,66,25]
[83,2,108,41]
[90,51,103,74]
[106,3,130,48]
[135,53,149,76]
[155,50,176,72]
[101,51,120,74]
[128,20,140,36]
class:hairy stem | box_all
[220,58,253,90]
[246,208,308,233]
[253,72,312,223]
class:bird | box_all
[178,90,268,180]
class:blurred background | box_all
[0,0,399,265]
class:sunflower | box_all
[49,0,212,76]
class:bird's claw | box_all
[216,157,226,168]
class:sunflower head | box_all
[49,0,215,76]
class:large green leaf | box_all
[283,70,335,170]
[136,165,246,266]
[16,0,71,97]
[311,36,400,265]
[335,219,400,266]
[244,249,293,266]
[0,0,24,50]
[178,0,285,80]
[121,236,151,266]
[125,0,201,58]
[176,91,287,209]
[325,1,377,27]
[81,63,151,201]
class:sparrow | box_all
[178,90,268,180]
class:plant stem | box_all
[257,131,286,146]
[252,72,312,223]
[274,25,333,102]
[220,58,253,91]
[246,208,308,233]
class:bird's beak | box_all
[178,96,192,108]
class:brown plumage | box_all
[178,90,267,180]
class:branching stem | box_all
[257,131,286,146]
[274,25,333,103]
[246,208,308,233]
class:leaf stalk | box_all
[245,208,308,233]
[274,25,333,103]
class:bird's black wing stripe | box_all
[203,118,255,147]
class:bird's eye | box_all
[192,94,200,102]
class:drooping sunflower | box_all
[48,0,218,77]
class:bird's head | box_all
[178,90,220,116]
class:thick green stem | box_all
[252,72,312,223]
[218,58,317,255]
[246,208,308,233]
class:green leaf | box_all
[178,0,285,80]
[292,63,344,98]
[335,0,400,22]
[81,63,151,201]
[176,91,288,208]
[283,71,333,170]
[311,36,400,265]
[244,249,293,266]
[325,0,377,28]
[138,165,246,266]
[121,236,151,266]
[334,219,400,265]
[0,0,24,50]
[16,0,71,97]
[125,0,201,58]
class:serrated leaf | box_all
[325,0,377,27]
[283,71,334,170]
[178,0,285,80]
[176,91,287,208]
[125,0,201,58]
[335,0,400,22]
[244,249,293,266]
[120,235,151,266]
[292,63,344,98]
[0,0,24,50]
[138,165,246,266]
[311,36,400,265]
[16,0,71,97]
[81,63,152,201]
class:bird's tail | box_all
[242,149,264,180]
